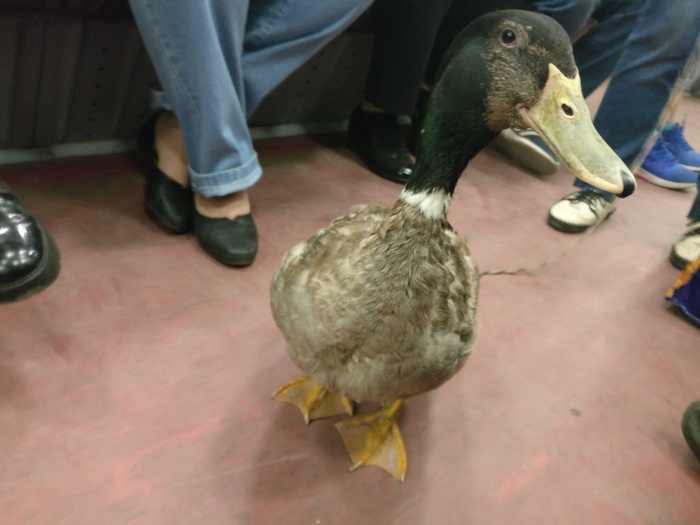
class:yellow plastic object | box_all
[667,258,700,327]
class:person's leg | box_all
[588,0,700,192]
[528,0,597,38]
[549,0,700,234]
[130,0,371,265]
[129,0,259,265]
[194,0,372,198]
[591,0,700,167]
[132,0,372,199]
[346,0,454,185]
[128,0,257,202]
[361,0,453,116]
[572,0,645,97]
[242,0,374,116]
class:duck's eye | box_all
[501,29,517,46]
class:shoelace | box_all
[664,123,694,154]
[647,137,678,164]
[565,190,609,216]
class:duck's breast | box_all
[271,207,479,403]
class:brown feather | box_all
[271,199,478,403]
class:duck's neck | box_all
[400,97,497,220]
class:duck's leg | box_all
[273,377,354,425]
[334,399,407,482]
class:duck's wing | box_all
[271,204,391,362]
[273,204,389,282]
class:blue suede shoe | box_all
[662,122,700,172]
[637,138,698,189]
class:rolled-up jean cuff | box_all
[150,90,172,111]
[189,153,263,197]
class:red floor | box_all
[2,94,700,525]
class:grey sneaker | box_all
[548,190,617,233]
[489,128,560,175]
[670,221,700,270]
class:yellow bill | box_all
[519,63,636,197]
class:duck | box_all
[270,9,636,482]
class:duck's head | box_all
[411,10,636,198]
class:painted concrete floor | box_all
[1,93,700,525]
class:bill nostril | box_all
[561,103,574,117]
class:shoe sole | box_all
[669,226,700,270]
[208,253,256,267]
[679,163,700,173]
[197,243,256,267]
[547,207,616,234]
[669,248,691,270]
[636,168,697,189]
[488,130,560,176]
[0,225,61,303]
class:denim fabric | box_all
[529,0,597,37]
[129,0,371,197]
[569,0,700,200]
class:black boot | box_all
[347,105,413,184]
[408,87,431,157]
[0,182,60,303]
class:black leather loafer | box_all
[137,112,194,233]
[347,106,414,184]
[0,182,60,303]
[193,210,258,267]
[408,87,431,156]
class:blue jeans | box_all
[129,0,371,197]
[529,0,597,37]
[569,0,700,200]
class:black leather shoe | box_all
[0,182,60,303]
[137,112,194,233]
[347,106,414,184]
[408,87,431,157]
[193,210,258,267]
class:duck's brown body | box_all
[271,10,636,481]
[271,198,478,403]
